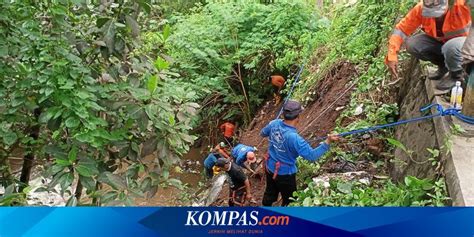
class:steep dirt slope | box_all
[241,61,357,150]
[213,61,359,206]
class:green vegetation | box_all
[291,176,449,207]
[293,0,413,101]
[168,1,324,124]
[0,0,197,205]
[289,0,450,207]
[0,0,326,206]
[0,0,451,206]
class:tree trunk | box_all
[19,108,41,191]
[75,180,83,200]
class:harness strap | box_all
[264,153,292,180]
[273,162,281,180]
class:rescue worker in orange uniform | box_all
[386,0,471,91]
[219,122,236,146]
[269,75,286,105]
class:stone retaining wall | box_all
[392,59,474,206]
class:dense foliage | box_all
[0,0,451,207]
[291,176,449,207]
[167,1,326,126]
[289,0,450,206]
[0,0,197,206]
[0,0,326,206]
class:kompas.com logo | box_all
[185,210,290,226]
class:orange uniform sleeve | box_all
[214,144,231,159]
[386,3,423,63]
[218,148,231,159]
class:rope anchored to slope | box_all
[276,63,306,119]
[311,104,474,142]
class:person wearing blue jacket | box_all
[260,100,339,206]
[231,144,257,174]
[203,152,223,178]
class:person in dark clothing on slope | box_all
[214,158,252,206]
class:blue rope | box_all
[275,63,306,119]
[313,104,474,141]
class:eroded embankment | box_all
[212,61,363,206]
[241,61,356,150]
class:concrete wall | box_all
[392,59,474,206]
[391,60,439,181]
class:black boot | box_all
[428,65,448,81]
[436,70,463,91]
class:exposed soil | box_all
[212,61,361,206]
[319,136,385,175]
[299,61,358,139]
[240,61,357,150]
[143,60,387,207]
